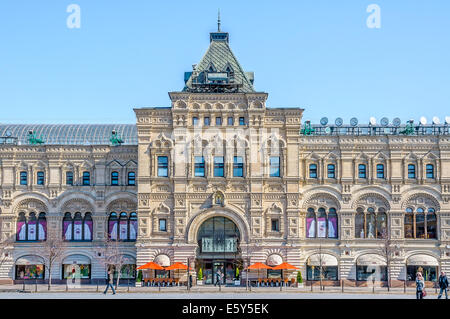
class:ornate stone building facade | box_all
[1,25,450,286]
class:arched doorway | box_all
[196,216,241,285]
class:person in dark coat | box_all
[438,271,449,299]
[214,270,222,287]
[416,272,425,299]
[103,269,116,295]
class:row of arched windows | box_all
[63,213,93,241]
[306,208,338,238]
[108,212,138,241]
[405,207,437,239]
[17,212,47,241]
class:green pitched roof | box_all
[183,31,255,93]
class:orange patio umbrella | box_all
[245,263,273,284]
[165,262,193,282]
[272,262,299,284]
[137,262,164,270]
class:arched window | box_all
[306,207,338,239]
[108,212,137,241]
[377,164,385,179]
[20,171,28,185]
[426,164,435,179]
[405,207,437,239]
[309,164,317,179]
[327,164,336,179]
[408,164,416,179]
[108,212,118,240]
[62,212,93,241]
[66,171,74,185]
[37,171,45,185]
[355,207,387,239]
[111,171,119,186]
[127,172,136,185]
[358,164,367,178]
[82,171,90,186]
[16,212,46,241]
[306,208,316,238]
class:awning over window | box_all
[266,254,283,267]
[154,254,170,267]
[407,254,439,266]
[357,254,386,266]
[15,255,44,265]
[307,254,338,266]
[63,254,91,265]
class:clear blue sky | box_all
[0,0,449,125]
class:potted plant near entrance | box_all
[297,271,303,288]
[136,270,143,287]
[197,268,203,285]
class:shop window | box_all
[63,264,91,279]
[158,156,169,177]
[426,164,435,179]
[82,171,90,186]
[111,171,119,186]
[194,156,205,177]
[404,208,414,238]
[127,171,136,185]
[269,156,280,177]
[233,156,244,177]
[354,207,387,239]
[407,266,437,282]
[37,171,45,185]
[356,266,387,281]
[108,212,137,241]
[66,171,74,186]
[306,266,338,281]
[16,264,44,280]
[377,164,385,179]
[358,164,367,179]
[408,164,416,179]
[214,156,224,177]
[405,207,437,239]
[110,264,136,279]
[20,171,28,185]
[327,164,336,179]
[309,164,317,178]
[306,207,338,239]
[16,212,47,241]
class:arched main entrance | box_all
[195,216,242,285]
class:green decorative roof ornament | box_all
[110,130,124,146]
[300,121,315,136]
[400,120,415,135]
[27,130,45,145]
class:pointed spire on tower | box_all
[217,9,221,32]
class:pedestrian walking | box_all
[103,269,116,295]
[438,271,449,299]
[416,272,425,299]
[214,270,222,287]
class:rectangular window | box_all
[127,172,136,185]
[426,164,434,179]
[215,117,222,126]
[408,164,416,179]
[192,117,199,126]
[377,164,385,179]
[159,219,167,232]
[228,117,234,126]
[82,172,90,186]
[37,171,45,185]
[358,164,367,179]
[239,117,245,126]
[309,164,317,178]
[214,156,224,177]
[327,164,335,179]
[204,117,210,126]
[233,156,244,177]
[194,156,205,177]
[269,156,280,177]
[271,219,279,231]
[66,171,73,185]
[157,156,169,177]
[111,172,119,186]
[20,171,28,185]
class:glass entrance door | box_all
[212,261,225,284]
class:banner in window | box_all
[109,221,118,240]
[328,217,337,238]
[306,218,315,238]
[27,220,36,240]
[38,220,46,240]
[17,221,26,241]
[130,220,138,240]
[63,221,72,240]
[317,217,327,238]
[74,220,82,240]
[119,220,128,240]
[84,220,93,240]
